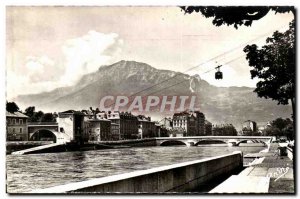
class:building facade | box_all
[58,110,86,144]
[6,111,28,141]
[242,120,257,135]
[204,120,213,135]
[137,115,156,139]
[87,119,111,141]
[107,111,138,140]
[111,123,120,140]
[158,117,173,130]
[172,110,206,136]
[195,111,205,135]
[155,123,169,137]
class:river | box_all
[6,143,265,193]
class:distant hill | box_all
[14,60,292,129]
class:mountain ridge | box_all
[13,60,292,128]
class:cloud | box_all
[6,67,61,100]
[6,31,123,99]
[25,56,55,83]
[60,31,123,86]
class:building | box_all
[155,123,169,137]
[158,117,173,130]
[107,111,139,140]
[195,111,205,135]
[137,115,156,139]
[111,123,120,140]
[6,111,29,141]
[86,118,111,141]
[173,112,194,136]
[83,111,120,141]
[57,110,86,144]
[204,120,213,135]
[242,120,257,135]
[172,110,206,136]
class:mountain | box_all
[14,60,292,129]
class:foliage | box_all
[24,106,57,122]
[169,127,186,137]
[264,126,281,136]
[213,124,237,136]
[243,21,295,117]
[263,117,294,139]
[41,113,56,122]
[180,6,294,29]
[6,101,20,113]
[24,106,35,118]
[271,118,293,131]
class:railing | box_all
[155,136,273,140]
[27,122,58,126]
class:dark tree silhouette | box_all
[243,20,295,118]
[24,106,57,122]
[31,111,44,122]
[180,6,294,29]
[6,101,20,113]
[24,106,35,118]
[213,124,237,136]
[272,118,293,132]
[264,117,294,139]
[41,113,56,122]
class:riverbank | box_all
[7,144,265,193]
[28,151,244,193]
[210,143,294,193]
[6,141,53,154]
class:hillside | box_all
[14,60,292,128]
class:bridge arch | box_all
[160,140,187,146]
[30,129,57,143]
[195,140,227,146]
[236,139,267,146]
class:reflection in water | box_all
[6,144,265,193]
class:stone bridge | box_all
[155,136,274,147]
[28,122,67,143]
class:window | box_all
[12,119,16,124]
[12,128,15,133]
[20,128,23,133]
[7,118,10,124]
[19,119,23,125]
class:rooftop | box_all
[6,111,28,118]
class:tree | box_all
[6,101,20,113]
[264,118,294,139]
[180,6,294,29]
[243,21,295,118]
[264,126,281,137]
[24,106,35,118]
[30,111,44,122]
[213,124,237,136]
[41,113,56,122]
[242,126,253,136]
[271,118,293,132]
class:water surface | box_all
[6,143,265,193]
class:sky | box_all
[6,6,294,100]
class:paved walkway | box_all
[210,143,294,193]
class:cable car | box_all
[215,65,223,80]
